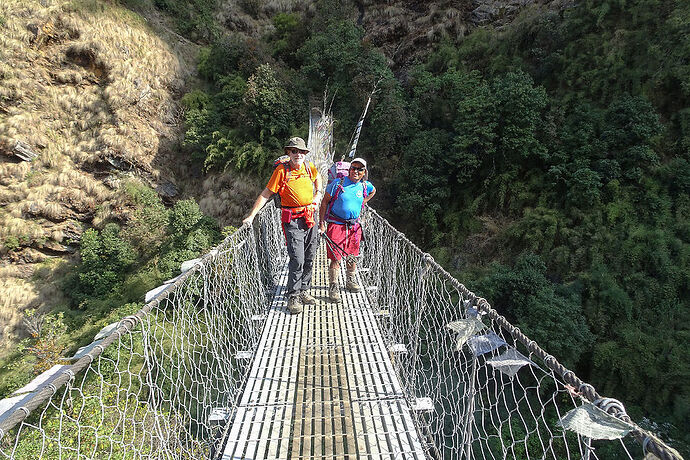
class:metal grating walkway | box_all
[221,241,428,459]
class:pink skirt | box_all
[325,223,362,260]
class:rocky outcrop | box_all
[470,0,535,25]
[0,0,193,353]
[11,141,38,162]
[156,181,178,201]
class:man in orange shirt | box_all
[243,137,323,314]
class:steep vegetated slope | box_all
[0,0,259,382]
[0,0,176,350]
[387,1,690,451]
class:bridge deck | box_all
[221,242,428,459]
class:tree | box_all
[396,129,452,244]
[243,63,295,140]
[297,19,389,140]
[451,70,498,186]
[270,13,308,66]
[181,89,221,161]
[601,95,662,183]
[122,181,169,255]
[491,70,548,165]
[478,254,594,366]
[76,224,136,300]
[198,33,268,81]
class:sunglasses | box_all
[287,149,306,155]
[350,166,366,172]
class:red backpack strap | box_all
[326,177,345,219]
[277,162,316,198]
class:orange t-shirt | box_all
[267,162,317,207]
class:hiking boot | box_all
[300,292,316,305]
[345,276,362,292]
[287,296,302,314]
[329,285,342,303]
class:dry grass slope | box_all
[198,172,262,227]
[0,0,187,354]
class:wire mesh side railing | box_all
[0,204,285,459]
[358,207,682,460]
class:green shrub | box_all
[3,235,20,252]
[21,310,68,375]
[153,0,217,41]
[122,181,168,254]
[198,34,268,80]
[477,254,594,366]
[270,13,306,65]
[73,224,136,301]
[181,88,211,111]
[169,199,204,234]
[181,89,222,159]
[231,141,273,174]
[243,64,294,140]
[214,75,247,125]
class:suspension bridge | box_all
[0,112,684,460]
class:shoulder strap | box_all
[360,181,369,215]
[334,177,345,198]
[326,177,346,219]
[277,163,291,196]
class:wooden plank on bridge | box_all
[221,241,428,459]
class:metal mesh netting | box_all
[356,208,645,459]
[0,111,682,460]
[0,207,285,459]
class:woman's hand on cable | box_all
[319,221,327,234]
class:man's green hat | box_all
[284,137,309,152]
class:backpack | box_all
[327,161,351,183]
[327,160,370,184]
[271,156,317,207]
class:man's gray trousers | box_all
[282,217,318,299]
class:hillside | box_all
[0,0,262,358]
